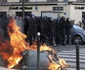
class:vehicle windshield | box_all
[73,25,83,30]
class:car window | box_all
[73,25,83,30]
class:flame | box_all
[0,17,69,69]
[40,44,69,70]
[48,58,69,70]
[48,58,70,70]
[59,58,70,68]
[40,43,56,52]
[7,18,30,68]
[0,18,29,68]
[48,63,62,70]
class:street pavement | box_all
[53,45,85,70]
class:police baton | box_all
[75,40,80,70]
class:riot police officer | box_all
[65,18,73,44]
[60,16,67,46]
[55,17,61,46]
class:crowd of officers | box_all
[0,13,73,46]
[24,14,73,46]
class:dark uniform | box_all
[40,17,47,44]
[0,13,9,41]
[60,17,66,45]
[51,19,57,46]
[27,15,37,46]
[65,18,73,44]
[55,17,61,45]
[47,17,53,45]
[24,16,30,35]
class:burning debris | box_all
[0,18,69,70]
[40,44,70,70]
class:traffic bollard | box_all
[75,40,80,70]
[37,32,41,70]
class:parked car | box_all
[71,24,85,44]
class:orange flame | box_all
[0,17,69,69]
[40,44,56,52]
[0,18,29,68]
[41,44,69,70]
[59,58,70,68]
[48,63,62,70]
[7,18,30,68]
[48,58,69,70]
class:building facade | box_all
[0,0,85,23]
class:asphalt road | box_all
[53,45,85,70]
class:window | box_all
[64,0,68,1]
[20,0,29,2]
[47,0,58,2]
[82,0,85,2]
[0,0,7,2]
[7,0,19,2]
[77,0,85,2]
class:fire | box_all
[0,17,69,70]
[0,18,29,68]
[40,44,70,70]
[40,43,56,52]
[48,63,62,70]
[48,58,70,70]
[7,18,30,68]
[59,58,70,68]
